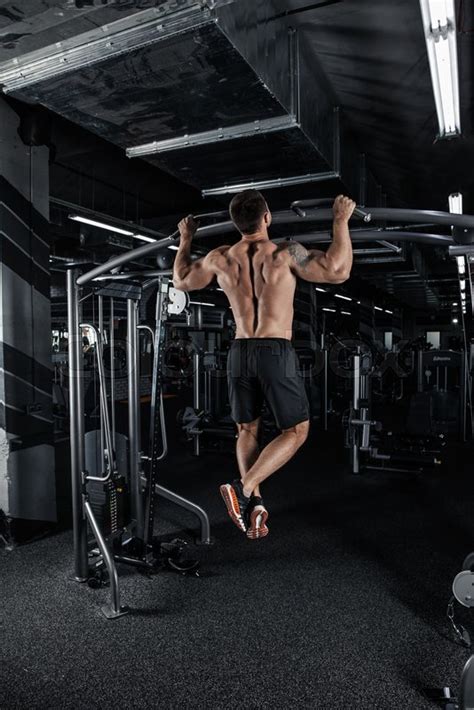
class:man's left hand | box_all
[178,214,199,241]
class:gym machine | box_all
[344,349,445,474]
[67,270,211,619]
[414,349,467,441]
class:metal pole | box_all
[127,299,143,538]
[462,354,467,442]
[418,351,423,392]
[353,354,361,474]
[323,349,328,431]
[155,484,212,545]
[98,294,105,473]
[193,350,201,457]
[110,298,116,449]
[84,500,128,619]
[67,269,88,581]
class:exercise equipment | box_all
[66,271,211,618]
[67,203,474,617]
[343,348,446,474]
[76,203,474,288]
[413,349,467,440]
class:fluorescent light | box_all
[335,294,352,301]
[460,279,466,291]
[456,256,466,275]
[189,301,216,308]
[341,311,351,316]
[452,317,459,324]
[315,287,326,293]
[168,245,179,251]
[322,308,336,313]
[453,302,459,307]
[133,234,156,243]
[419,0,460,138]
[216,288,225,292]
[69,214,134,236]
[385,309,393,314]
[449,192,463,214]
[374,306,383,311]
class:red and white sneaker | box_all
[246,496,269,540]
[219,480,250,533]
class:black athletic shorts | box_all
[227,338,310,430]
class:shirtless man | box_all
[173,190,355,539]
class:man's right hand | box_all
[333,195,356,223]
[178,214,199,241]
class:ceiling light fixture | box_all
[419,0,461,138]
[69,214,134,236]
[133,234,156,244]
[456,256,466,275]
[335,294,352,301]
[322,307,336,313]
[449,192,463,214]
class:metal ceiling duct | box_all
[0,0,382,200]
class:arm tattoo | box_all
[288,242,311,271]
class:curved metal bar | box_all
[275,230,454,246]
[77,207,470,286]
[84,499,128,619]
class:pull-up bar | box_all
[76,206,474,287]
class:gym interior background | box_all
[1,1,474,708]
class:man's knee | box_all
[282,419,309,447]
[237,418,260,437]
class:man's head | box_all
[229,189,271,236]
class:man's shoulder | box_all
[207,244,231,258]
[277,240,306,259]
[205,244,231,266]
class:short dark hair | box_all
[229,189,268,234]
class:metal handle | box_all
[81,322,116,481]
[291,198,372,223]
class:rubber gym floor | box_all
[1,433,472,709]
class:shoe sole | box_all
[219,484,247,533]
[247,507,269,540]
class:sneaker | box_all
[246,496,269,540]
[219,479,251,533]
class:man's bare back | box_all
[207,240,297,339]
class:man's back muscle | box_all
[209,241,296,340]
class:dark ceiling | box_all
[0,0,472,314]
[281,0,474,211]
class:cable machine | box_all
[67,271,210,619]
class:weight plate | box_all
[453,570,474,607]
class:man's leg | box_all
[235,418,270,539]
[236,418,261,496]
[241,420,309,498]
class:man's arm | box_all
[288,195,355,284]
[172,215,215,292]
